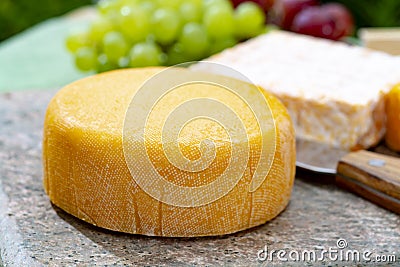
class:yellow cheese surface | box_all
[43,67,295,237]
[386,84,400,151]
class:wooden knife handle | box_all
[336,150,400,214]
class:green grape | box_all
[157,0,182,9]
[234,2,266,39]
[179,23,209,59]
[129,42,162,67]
[67,0,246,72]
[98,0,139,15]
[139,1,157,16]
[118,56,130,68]
[263,24,279,34]
[203,0,233,11]
[102,31,129,63]
[66,31,91,53]
[190,0,203,6]
[118,6,151,43]
[75,47,97,72]
[98,0,120,15]
[146,34,156,43]
[120,0,140,6]
[159,53,168,65]
[101,9,120,28]
[89,17,114,43]
[208,37,237,55]
[166,43,188,66]
[179,2,202,23]
[96,54,118,73]
[151,8,181,45]
[203,5,235,39]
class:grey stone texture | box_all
[0,91,399,266]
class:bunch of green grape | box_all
[66,0,267,72]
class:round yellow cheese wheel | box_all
[43,67,295,237]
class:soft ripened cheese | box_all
[194,31,400,149]
[43,67,296,237]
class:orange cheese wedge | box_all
[43,67,295,237]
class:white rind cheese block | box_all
[194,31,400,149]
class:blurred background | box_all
[0,0,92,42]
[323,0,400,29]
[0,0,399,93]
[1,0,399,42]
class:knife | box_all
[296,139,400,214]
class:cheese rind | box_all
[194,31,400,149]
[43,67,296,237]
[385,84,400,151]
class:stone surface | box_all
[0,91,399,266]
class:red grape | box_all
[291,4,354,40]
[231,0,274,12]
[271,0,318,29]
[322,3,354,39]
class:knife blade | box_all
[296,139,400,214]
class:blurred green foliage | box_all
[0,0,92,42]
[323,0,400,29]
[0,0,399,43]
